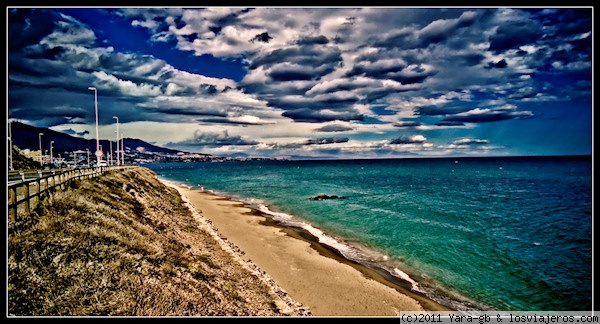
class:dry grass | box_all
[8,167,305,316]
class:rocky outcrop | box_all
[308,193,346,201]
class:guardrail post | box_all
[31,180,40,211]
[23,183,30,215]
[9,186,17,223]
[20,172,25,182]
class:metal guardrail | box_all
[7,165,139,222]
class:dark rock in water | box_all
[308,193,346,201]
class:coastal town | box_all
[8,120,281,171]
[16,146,279,168]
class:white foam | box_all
[393,268,424,292]
[300,223,354,256]
[256,203,294,221]
[252,203,356,258]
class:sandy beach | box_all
[167,182,452,316]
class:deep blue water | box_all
[144,156,592,311]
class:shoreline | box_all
[164,180,453,316]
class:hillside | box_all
[9,144,41,171]
[8,121,187,158]
[7,167,309,316]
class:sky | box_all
[7,7,593,159]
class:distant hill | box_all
[8,121,188,158]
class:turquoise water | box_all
[144,156,592,311]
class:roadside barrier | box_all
[7,165,138,222]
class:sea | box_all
[143,156,592,312]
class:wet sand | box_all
[167,182,453,316]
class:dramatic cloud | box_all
[440,107,534,123]
[174,129,259,147]
[306,137,349,145]
[314,123,355,132]
[8,7,592,158]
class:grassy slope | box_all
[8,167,306,316]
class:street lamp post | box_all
[39,133,44,165]
[121,134,125,165]
[50,141,54,166]
[113,116,120,166]
[8,121,13,171]
[88,86,100,165]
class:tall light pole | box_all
[50,141,54,166]
[39,132,44,165]
[88,86,100,165]
[113,116,120,166]
[121,133,125,165]
[8,121,13,171]
[109,140,113,166]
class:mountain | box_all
[8,121,191,158]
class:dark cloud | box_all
[147,107,227,117]
[435,121,465,127]
[347,60,406,78]
[295,35,329,46]
[174,129,259,147]
[418,10,478,45]
[486,59,508,69]
[450,138,489,146]
[266,92,359,114]
[9,9,73,52]
[314,124,354,132]
[488,19,543,53]
[537,8,591,38]
[182,33,199,43]
[347,61,436,84]
[249,32,273,43]
[249,46,342,71]
[440,108,534,123]
[282,108,363,123]
[268,65,327,82]
[305,137,349,145]
[196,117,273,126]
[372,29,420,49]
[414,105,472,116]
[371,10,480,50]
[456,53,486,66]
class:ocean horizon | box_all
[144,155,592,312]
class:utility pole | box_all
[8,121,13,171]
[39,133,44,165]
[50,141,54,166]
[113,116,120,166]
[121,134,125,165]
[88,86,101,165]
